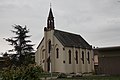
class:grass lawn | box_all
[39,73,120,80]
[56,76,120,80]
[39,72,58,78]
[39,72,120,80]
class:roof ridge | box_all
[55,29,80,36]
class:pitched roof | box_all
[54,29,92,49]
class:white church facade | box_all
[35,8,94,73]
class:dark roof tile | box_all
[54,29,92,49]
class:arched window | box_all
[56,48,59,58]
[48,41,51,53]
[69,50,71,64]
[82,51,84,64]
[87,52,90,64]
[75,51,78,64]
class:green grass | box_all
[39,73,120,80]
[56,76,120,80]
[38,72,120,80]
[39,72,59,78]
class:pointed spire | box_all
[48,8,54,18]
[47,7,55,30]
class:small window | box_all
[69,50,71,64]
[82,51,84,64]
[63,60,65,63]
[56,48,59,58]
[75,51,78,64]
[87,52,90,64]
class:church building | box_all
[35,8,94,74]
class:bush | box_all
[57,73,67,78]
[1,64,43,80]
[71,73,83,77]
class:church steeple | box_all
[47,8,55,30]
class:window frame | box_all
[69,50,71,64]
[82,51,84,64]
[87,52,90,64]
[75,50,78,64]
[56,48,59,58]
[48,41,51,53]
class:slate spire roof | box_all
[54,29,92,49]
[47,8,55,30]
[48,8,54,18]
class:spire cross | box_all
[50,2,52,8]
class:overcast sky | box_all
[0,0,120,53]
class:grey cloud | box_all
[0,0,120,52]
[91,0,120,17]
[100,24,120,36]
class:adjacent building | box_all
[94,46,120,75]
[35,8,94,73]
